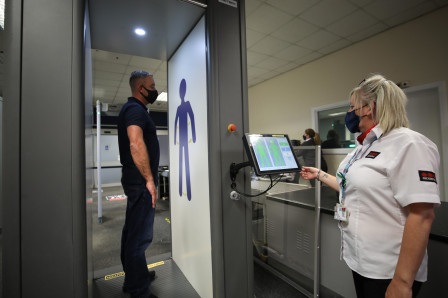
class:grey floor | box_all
[0,185,306,297]
[91,186,202,297]
[92,185,172,274]
[93,186,307,298]
[93,256,200,298]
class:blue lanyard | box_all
[338,136,377,202]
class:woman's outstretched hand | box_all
[300,166,319,180]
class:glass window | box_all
[317,105,356,148]
[0,0,4,30]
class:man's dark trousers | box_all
[121,183,156,298]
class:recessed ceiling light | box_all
[134,28,146,36]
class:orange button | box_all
[228,124,236,132]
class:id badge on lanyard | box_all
[333,150,358,223]
[333,137,377,223]
[334,148,363,223]
[334,203,349,222]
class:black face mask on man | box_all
[141,86,158,104]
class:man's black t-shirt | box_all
[118,97,160,186]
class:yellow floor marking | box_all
[104,261,165,280]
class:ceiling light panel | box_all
[134,28,146,36]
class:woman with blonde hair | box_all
[301,74,440,297]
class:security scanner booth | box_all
[3,0,254,297]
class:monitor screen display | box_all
[243,133,300,176]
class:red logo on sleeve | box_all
[366,151,380,159]
[419,171,437,184]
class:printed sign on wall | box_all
[174,79,196,201]
[168,16,212,298]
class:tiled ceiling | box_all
[1,0,447,108]
[245,0,448,86]
[92,50,169,112]
[91,0,448,112]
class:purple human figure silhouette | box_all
[174,79,196,200]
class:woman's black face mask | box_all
[345,110,361,133]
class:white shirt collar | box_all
[356,125,383,146]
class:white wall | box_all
[248,7,448,141]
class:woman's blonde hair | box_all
[350,74,409,135]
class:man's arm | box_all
[386,203,435,298]
[127,125,157,208]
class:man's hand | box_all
[146,180,157,208]
[386,278,412,298]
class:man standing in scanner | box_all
[118,71,159,298]
[174,78,196,201]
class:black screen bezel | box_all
[243,133,301,176]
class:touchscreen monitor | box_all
[243,133,300,176]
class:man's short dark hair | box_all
[129,70,153,92]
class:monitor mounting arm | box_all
[230,161,251,186]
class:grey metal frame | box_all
[96,100,103,223]
[314,146,322,297]
[3,0,23,295]
[3,0,88,297]
[206,0,253,297]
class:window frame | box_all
[312,101,353,155]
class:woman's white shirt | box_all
[336,126,440,281]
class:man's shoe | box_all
[122,270,157,293]
[148,294,158,298]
